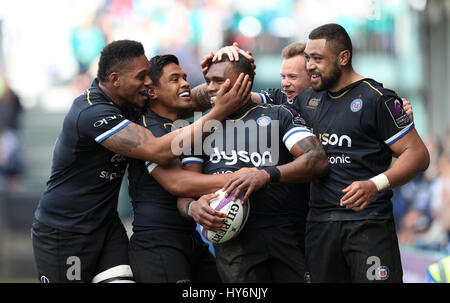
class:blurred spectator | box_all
[0,121,23,192]
[0,77,24,192]
[69,11,106,75]
[427,145,450,253]
[395,173,432,242]
[0,77,23,133]
[396,131,450,254]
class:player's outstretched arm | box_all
[150,160,254,197]
[340,128,429,211]
[101,121,172,165]
[101,73,252,165]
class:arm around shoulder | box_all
[100,121,175,165]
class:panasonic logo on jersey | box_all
[209,147,273,167]
[319,133,352,147]
[328,154,351,164]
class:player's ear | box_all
[147,85,158,100]
[338,50,351,67]
[109,72,121,88]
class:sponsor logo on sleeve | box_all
[384,97,410,128]
[283,106,306,125]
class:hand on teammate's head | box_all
[204,42,256,76]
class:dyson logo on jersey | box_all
[209,147,273,167]
[169,112,280,165]
[319,133,352,147]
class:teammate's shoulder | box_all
[279,104,308,125]
[243,103,282,113]
[230,103,284,122]
[293,87,323,103]
[141,109,173,133]
[359,78,398,99]
[258,87,286,104]
[253,103,285,114]
[74,88,117,110]
[259,87,283,98]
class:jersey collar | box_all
[327,78,381,99]
[226,102,256,120]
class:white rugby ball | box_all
[201,189,250,244]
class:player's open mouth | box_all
[178,91,191,101]
[284,90,294,97]
[310,74,320,83]
[209,96,216,105]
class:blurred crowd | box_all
[68,0,304,91]
[394,130,450,254]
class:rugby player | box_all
[31,40,251,283]
[202,35,418,282]
[177,53,328,282]
[242,24,429,282]
[128,54,255,282]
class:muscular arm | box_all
[383,128,429,188]
[190,83,212,113]
[151,159,233,197]
[341,128,429,211]
[100,122,172,163]
[277,136,328,183]
[101,73,252,165]
[222,135,328,203]
[176,163,228,231]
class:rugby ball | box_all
[201,189,250,244]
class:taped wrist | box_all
[258,166,280,183]
[370,173,390,192]
[185,200,194,217]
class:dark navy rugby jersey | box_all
[35,80,132,233]
[260,79,414,221]
[182,103,314,229]
[127,109,196,234]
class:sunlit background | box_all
[0,0,448,282]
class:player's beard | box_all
[313,60,342,92]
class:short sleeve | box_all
[258,88,286,105]
[278,105,315,152]
[376,95,414,146]
[180,145,205,166]
[77,104,131,143]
